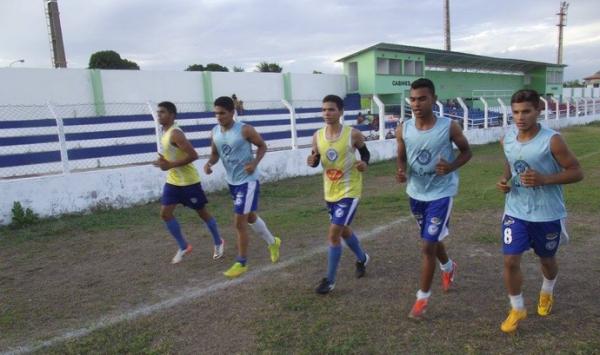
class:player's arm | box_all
[352,128,369,172]
[242,124,267,173]
[395,122,407,183]
[204,135,219,175]
[307,132,320,167]
[521,134,583,187]
[436,121,472,175]
[154,130,198,171]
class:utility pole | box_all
[44,0,67,68]
[444,0,451,51]
[556,2,569,65]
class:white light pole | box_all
[8,59,25,67]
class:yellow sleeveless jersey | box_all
[316,125,362,202]
[160,125,200,186]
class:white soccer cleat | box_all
[171,244,192,264]
[213,240,225,260]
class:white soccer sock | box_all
[249,216,276,245]
[440,259,453,273]
[509,293,525,310]
[416,289,431,300]
[541,275,557,295]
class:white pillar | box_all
[540,97,549,121]
[436,100,444,117]
[373,95,386,141]
[479,97,489,128]
[281,99,298,150]
[564,97,570,119]
[405,97,414,119]
[146,101,162,153]
[551,97,560,119]
[456,97,469,131]
[47,102,70,174]
[497,98,508,128]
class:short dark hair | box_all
[410,78,436,96]
[214,96,235,112]
[158,101,177,115]
[322,94,344,111]
[511,89,541,109]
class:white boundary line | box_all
[2,217,409,355]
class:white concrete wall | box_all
[2,113,599,225]
[211,72,284,108]
[101,70,205,105]
[0,68,93,105]
[290,73,347,107]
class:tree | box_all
[185,64,205,71]
[256,61,282,73]
[562,80,585,88]
[88,50,139,70]
[233,66,245,72]
[185,63,229,72]
[312,70,323,74]
[205,63,229,72]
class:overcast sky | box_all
[1,0,598,80]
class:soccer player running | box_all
[153,101,224,264]
[307,94,370,295]
[396,79,472,319]
[497,89,583,333]
[204,96,281,278]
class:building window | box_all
[389,59,402,75]
[348,62,358,91]
[547,71,563,84]
[415,61,423,76]
[404,60,424,76]
[377,58,389,74]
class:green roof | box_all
[336,43,565,73]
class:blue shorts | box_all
[326,198,359,226]
[161,183,208,210]
[502,215,567,257]
[228,181,260,215]
[409,196,453,242]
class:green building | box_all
[337,43,565,109]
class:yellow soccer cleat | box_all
[223,262,248,278]
[268,237,281,263]
[501,308,527,333]
[537,292,554,316]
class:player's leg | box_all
[531,219,561,316]
[428,197,456,291]
[316,222,344,294]
[244,181,281,263]
[224,183,251,277]
[160,184,192,264]
[342,226,369,278]
[500,215,529,333]
[183,183,225,259]
[339,198,368,277]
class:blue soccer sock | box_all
[344,233,366,263]
[327,245,343,283]
[236,256,247,266]
[164,218,187,250]
[204,217,223,246]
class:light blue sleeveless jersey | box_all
[403,116,458,201]
[503,124,566,222]
[212,121,257,185]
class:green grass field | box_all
[1,122,599,354]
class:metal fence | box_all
[1,96,599,180]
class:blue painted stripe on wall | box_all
[0,134,59,146]
[0,151,61,168]
[0,119,56,129]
